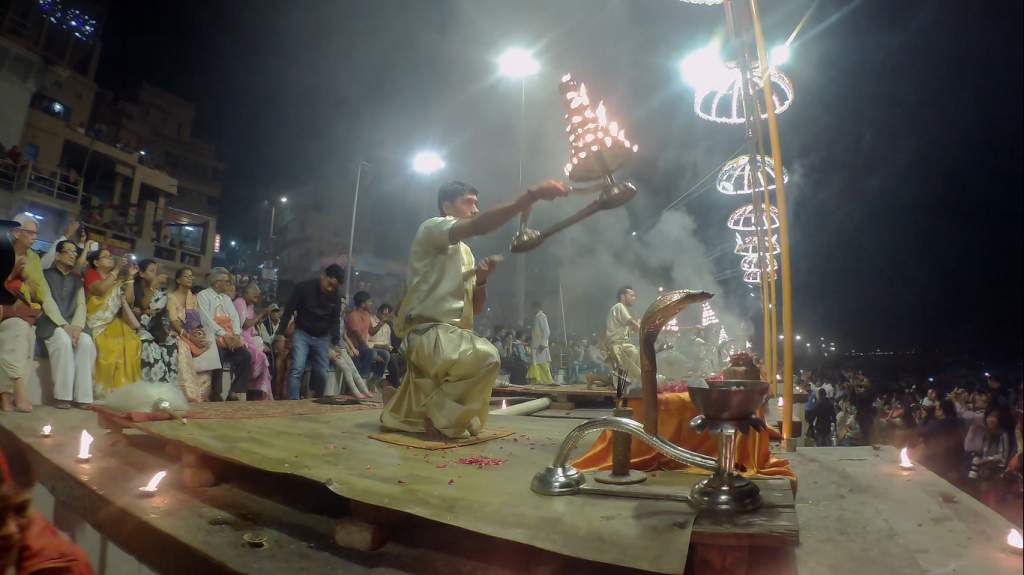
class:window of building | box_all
[30,93,71,122]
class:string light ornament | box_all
[694,63,794,125]
[38,0,98,41]
[743,269,762,285]
[679,0,724,4]
[560,74,638,182]
[735,233,780,257]
[727,204,780,231]
[741,254,778,273]
[717,154,789,195]
[719,325,729,345]
[701,301,720,327]
[665,316,681,332]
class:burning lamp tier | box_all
[509,73,639,253]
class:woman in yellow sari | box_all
[83,249,141,397]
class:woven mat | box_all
[92,398,374,423]
[369,428,514,450]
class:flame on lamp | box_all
[41,424,53,437]
[1008,528,1023,550]
[140,471,167,493]
[77,430,93,461]
[898,447,914,470]
[500,399,508,410]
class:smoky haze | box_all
[99,0,1023,356]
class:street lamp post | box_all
[497,47,539,327]
[343,153,444,303]
[344,161,370,303]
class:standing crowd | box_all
[802,367,1023,519]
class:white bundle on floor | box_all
[100,381,189,422]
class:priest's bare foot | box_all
[0,393,12,412]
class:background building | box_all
[0,0,222,278]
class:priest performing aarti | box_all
[381,180,568,439]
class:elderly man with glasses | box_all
[0,214,62,412]
[196,267,251,401]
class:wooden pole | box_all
[750,0,795,447]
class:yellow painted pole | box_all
[750,0,795,447]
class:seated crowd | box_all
[1,214,402,412]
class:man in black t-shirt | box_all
[273,264,344,399]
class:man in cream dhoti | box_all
[606,285,641,394]
[527,301,554,385]
[381,179,567,439]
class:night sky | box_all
[95,0,1022,359]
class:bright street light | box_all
[497,47,539,79]
[679,41,734,90]
[412,151,445,175]
[230,240,237,247]
[279,196,288,204]
[770,43,791,66]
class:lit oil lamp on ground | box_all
[1008,528,1023,552]
[138,471,168,497]
[40,424,53,438]
[76,430,94,463]
[898,446,914,471]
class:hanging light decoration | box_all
[700,301,720,327]
[743,269,762,285]
[679,0,723,5]
[727,204,780,231]
[741,254,778,273]
[734,233,780,256]
[560,73,638,182]
[694,63,794,125]
[717,154,789,195]
[718,325,729,344]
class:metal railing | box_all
[0,159,84,202]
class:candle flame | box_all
[42,424,52,435]
[500,399,507,410]
[777,396,784,407]
[78,430,93,459]
[142,471,167,492]
[1009,528,1023,549]
[899,447,914,469]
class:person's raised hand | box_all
[527,180,569,202]
[63,220,80,240]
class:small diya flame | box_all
[1008,528,1023,550]
[41,424,53,437]
[777,396,784,408]
[500,399,508,410]
[140,471,167,494]
[898,447,914,470]
[77,430,94,461]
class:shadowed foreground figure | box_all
[381,179,567,439]
[1,442,93,575]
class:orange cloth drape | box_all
[573,392,796,486]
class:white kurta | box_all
[531,310,551,364]
[193,288,241,372]
[382,217,500,438]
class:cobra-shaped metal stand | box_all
[530,289,769,513]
